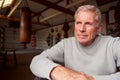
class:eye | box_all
[76,21,81,24]
[85,22,93,27]
[86,22,92,25]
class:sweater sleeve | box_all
[30,40,65,79]
[93,72,120,80]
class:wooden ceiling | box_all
[0,0,81,30]
[0,0,118,31]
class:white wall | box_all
[5,27,24,49]
[36,22,74,49]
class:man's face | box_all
[74,11,101,46]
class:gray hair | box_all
[74,5,102,25]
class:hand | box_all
[50,65,94,80]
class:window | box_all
[0,0,14,8]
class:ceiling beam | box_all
[40,0,86,22]
[32,0,62,17]
[0,14,19,21]
[30,0,74,16]
[7,0,23,17]
[0,14,50,26]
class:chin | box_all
[77,39,89,45]
[78,40,87,44]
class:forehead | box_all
[75,11,96,21]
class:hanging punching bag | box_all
[20,7,31,43]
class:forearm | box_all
[50,65,94,80]
[50,65,120,80]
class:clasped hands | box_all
[50,65,94,80]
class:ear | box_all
[97,24,102,34]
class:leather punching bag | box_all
[20,7,31,43]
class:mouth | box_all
[77,34,87,39]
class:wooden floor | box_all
[0,53,38,80]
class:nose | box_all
[79,24,86,32]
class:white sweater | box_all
[30,35,120,80]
